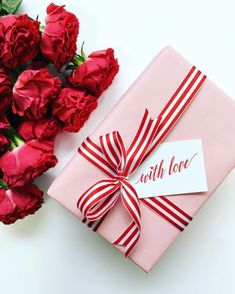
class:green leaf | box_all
[72,54,86,66]
[81,42,87,60]
[4,127,25,150]
[0,178,8,190]
[0,3,7,16]
[1,0,22,14]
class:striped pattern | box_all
[144,66,206,160]
[124,113,162,175]
[78,137,116,179]
[77,180,120,221]
[113,221,140,256]
[77,111,160,256]
[77,66,206,257]
[82,195,193,234]
[100,131,127,173]
[140,196,192,231]
[82,214,108,232]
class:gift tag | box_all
[128,139,208,198]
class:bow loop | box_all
[120,179,141,228]
[77,179,121,222]
[99,131,127,176]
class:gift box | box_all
[48,46,235,272]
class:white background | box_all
[1,0,235,293]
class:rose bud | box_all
[12,68,61,120]
[0,137,58,187]
[69,48,119,97]
[0,183,43,225]
[18,119,61,142]
[52,88,97,132]
[0,14,40,68]
[40,3,79,70]
[0,68,12,110]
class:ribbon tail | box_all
[113,180,141,257]
[113,221,140,257]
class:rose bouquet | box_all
[0,2,119,224]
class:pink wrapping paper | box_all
[48,46,235,272]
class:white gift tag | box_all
[128,139,208,198]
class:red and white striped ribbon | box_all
[78,112,160,255]
[77,66,206,256]
[82,214,108,232]
[141,196,193,231]
[145,66,206,159]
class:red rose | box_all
[69,48,119,97]
[0,184,43,224]
[40,3,79,70]
[0,114,10,129]
[27,61,47,70]
[0,140,58,187]
[0,133,8,152]
[0,14,40,68]
[0,68,12,110]
[0,115,9,152]
[52,88,97,132]
[12,69,61,120]
[18,119,61,141]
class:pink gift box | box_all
[48,46,235,272]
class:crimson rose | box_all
[0,115,9,152]
[0,68,12,110]
[0,184,43,224]
[27,61,47,70]
[12,68,61,120]
[18,119,61,141]
[0,140,58,187]
[52,88,97,132]
[0,114,10,129]
[40,3,79,70]
[69,48,119,97]
[0,133,8,152]
[0,14,40,68]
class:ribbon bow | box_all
[77,66,206,256]
[77,111,162,255]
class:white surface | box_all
[130,139,208,197]
[1,0,235,293]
